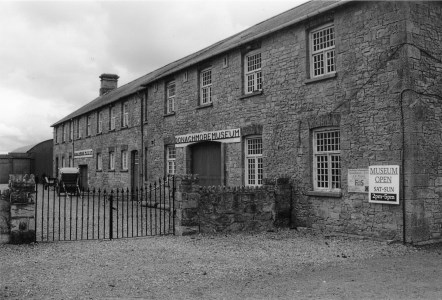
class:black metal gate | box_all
[34,176,175,242]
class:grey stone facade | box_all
[53,1,442,243]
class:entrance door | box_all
[131,150,139,190]
[79,165,88,191]
[191,141,222,186]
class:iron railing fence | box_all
[34,176,176,242]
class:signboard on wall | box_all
[368,165,400,205]
[175,128,241,148]
[348,169,369,193]
[74,149,93,159]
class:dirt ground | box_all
[1,229,441,299]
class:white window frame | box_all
[62,125,66,143]
[55,127,58,144]
[122,102,129,127]
[244,51,262,94]
[109,152,115,170]
[61,156,66,168]
[245,136,263,186]
[166,146,176,175]
[312,128,341,191]
[98,111,103,133]
[200,68,212,105]
[121,150,128,170]
[166,81,176,114]
[223,55,229,68]
[96,153,103,171]
[183,71,188,82]
[69,121,73,141]
[76,118,81,139]
[110,106,116,130]
[310,23,336,78]
[69,155,73,167]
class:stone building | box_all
[52,1,442,243]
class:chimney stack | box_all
[99,73,119,96]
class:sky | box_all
[0,0,309,154]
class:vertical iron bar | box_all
[136,188,139,237]
[64,192,66,241]
[46,185,50,241]
[172,176,175,235]
[69,192,72,241]
[75,192,79,240]
[41,183,44,241]
[58,187,61,241]
[98,189,101,239]
[149,183,152,236]
[163,177,166,235]
[92,188,95,239]
[159,178,162,235]
[116,189,119,239]
[121,189,124,238]
[154,182,157,235]
[81,190,84,240]
[126,188,129,237]
[103,190,106,239]
[87,189,91,240]
[34,183,38,243]
[52,186,56,241]
[131,188,134,237]
[109,191,113,240]
[140,187,143,236]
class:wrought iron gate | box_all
[35,176,175,242]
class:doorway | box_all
[190,141,222,186]
[78,165,88,191]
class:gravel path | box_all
[0,228,439,299]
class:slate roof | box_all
[52,0,347,127]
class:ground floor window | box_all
[245,136,263,186]
[109,152,115,171]
[166,146,176,175]
[121,150,128,170]
[313,128,341,191]
[96,153,102,171]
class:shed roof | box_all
[52,0,347,127]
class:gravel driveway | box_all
[1,228,441,299]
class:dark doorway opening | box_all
[131,150,139,191]
[79,165,88,191]
[190,141,222,186]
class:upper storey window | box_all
[122,102,129,127]
[244,51,262,94]
[166,81,176,114]
[110,106,116,130]
[310,24,335,78]
[200,68,212,105]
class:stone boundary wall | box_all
[175,176,292,234]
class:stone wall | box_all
[0,189,10,243]
[175,176,292,234]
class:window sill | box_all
[240,90,263,99]
[164,112,176,117]
[120,126,129,130]
[96,132,102,136]
[120,170,128,173]
[305,72,337,84]
[96,170,102,172]
[306,190,342,198]
[109,170,115,173]
[197,103,213,110]
[109,129,116,133]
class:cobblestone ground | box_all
[1,229,441,299]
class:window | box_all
[166,81,175,114]
[86,115,92,136]
[223,55,228,68]
[69,122,73,141]
[97,111,103,133]
[121,150,128,170]
[109,152,115,170]
[61,125,65,143]
[55,127,58,144]
[69,154,73,167]
[310,24,335,78]
[110,106,116,130]
[245,136,263,186]
[313,129,341,191]
[75,118,81,139]
[96,153,102,171]
[166,146,176,175]
[244,51,262,94]
[143,92,148,122]
[122,102,129,127]
[61,156,66,168]
[183,71,188,82]
[200,68,212,105]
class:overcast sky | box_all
[0,0,308,154]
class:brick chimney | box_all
[99,73,119,96]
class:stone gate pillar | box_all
[9,174,36,244]
[0,189,11,244]
[174,175,200,235]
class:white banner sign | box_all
[74,149,93,159]
[175,128,241,147]
[368,165,400,205]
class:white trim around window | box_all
[244,50,262,94]
[109,151,115,170]
[96,153,103,171]
[310,23,336,78]
[166,146,176,175]
[245,136,263,186]
[200,68,212,105]
[312,128,341,191]
[121,150,128,170]
[110,106,116,130]
[166,81,176,114]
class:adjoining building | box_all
[0,139,53,183]
[52,1,442,243]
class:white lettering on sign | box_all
[348,169,369,193]
[369,165,400,205]
[175,129,241,147]
[74,149,93,159]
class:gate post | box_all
[109,192,113,240]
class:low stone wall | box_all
[0,190,11,243]
[175,176,292,234]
